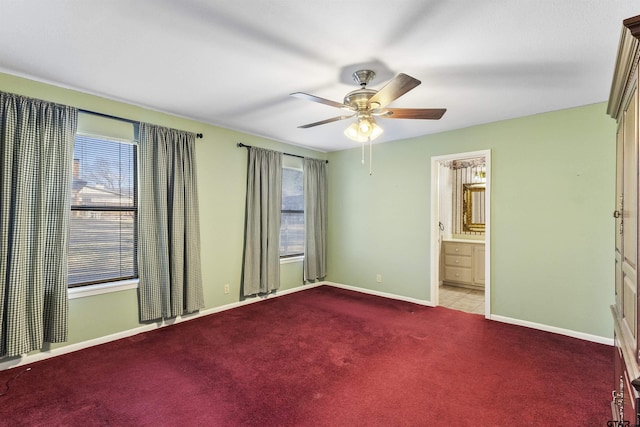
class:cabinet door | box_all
[618,84,639,355]
[614,339,640,425]
[616,123,624,311]
[473,246,485,285]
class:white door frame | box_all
[430,150,491,318]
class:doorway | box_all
[430,150,491,318]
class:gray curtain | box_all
[242,147,282,296]
[303,158,328,281]
[137,123,204,321]
[0,92,77,357]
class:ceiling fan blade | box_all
[290,92,351,110]
[379,108,446,120]
[368,73,421,108]
[298,114,355,129]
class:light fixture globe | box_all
[358,117,372,134]
[344,115,383,142]
[368,122,383,140]
[344,122,363,141]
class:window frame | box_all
[68,132,139,288]
[280,163,304,260]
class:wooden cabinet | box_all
[442,240,485,290]
[608,14,640,425]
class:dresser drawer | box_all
[444,266,472,284]
[444,255,472,268]
[443,243,473,256]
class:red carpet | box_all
[0,286,611,426]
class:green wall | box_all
[0,72,326,354]
[326,103,616,338]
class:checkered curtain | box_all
[303,158,327,282]
[137,123,204,321]
[0,92,77,357]
[242,147,282,296]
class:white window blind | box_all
[68,134,138,287]
[280,167,304,258]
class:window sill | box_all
[280,255,304,264]
[68,279,139,299]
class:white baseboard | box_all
[323,281,434,307]
[489,314,613,346]
[0,281,611,370]
[325,282,613,346]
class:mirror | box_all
[462,183,485,232]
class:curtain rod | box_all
[78,108,203,139]
[236,142,328,163]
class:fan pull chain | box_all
[369,136,373,175]
[361,140,365,165]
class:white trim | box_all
[490,314,613,346]
[282,158,303,171]
[483,152,491,317]
[323,281,434,307]
[68,279,139,299]
[430,150,491,319]
[75,130,137,145]
[198,281,324,316]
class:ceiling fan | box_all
[291,69,446,142]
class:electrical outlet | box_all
[376,274,382,283]
[224,284,230,294]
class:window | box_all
[280,166,304,258]
[68,134,138,287]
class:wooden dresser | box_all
[608,14,640,425]
[441,240,485,290]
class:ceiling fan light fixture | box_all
[344,117,383,142]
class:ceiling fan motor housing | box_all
[344,88,380,111]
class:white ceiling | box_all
[1,1,638,152]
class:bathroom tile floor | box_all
[439,284,484,315]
